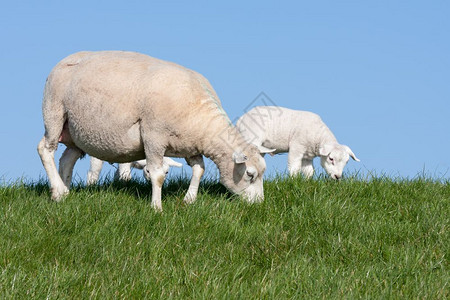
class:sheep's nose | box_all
[333,174,341,180]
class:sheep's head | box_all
[219,145,273,203]
[319,144,360,180]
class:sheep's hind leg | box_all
[37,136,69,201]
[183,155,205,204]
[59,147,83,188]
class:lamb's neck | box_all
[314,124,338,153]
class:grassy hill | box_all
[0,175,448,298]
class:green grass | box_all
[0,175,448,298]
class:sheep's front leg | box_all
[144,158,166,211]
[184,155,205,204]
[59,147,83,188]
[141,124,167,211]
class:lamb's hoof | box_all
[117,174,132,182]
[51,186,69,202]
[86,174,98,185]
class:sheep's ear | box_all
[258,145,276,154]
[319,144,334,157]
[344,145,360,162]
[233,152,248,164]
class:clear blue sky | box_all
[1,1,449,183]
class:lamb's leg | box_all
[288,151,303,176]
[116,163,132,181]
[300,158,314,178]
[59,147,83,188]
[184,155,205,204]
[87,157,104,185]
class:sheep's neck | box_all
[201,121,247,167]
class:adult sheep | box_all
[236,106,360,179]
[86,157,182,184]
[38,51,272,210]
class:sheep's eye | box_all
[329,157,334,162]
[246,170,258,182]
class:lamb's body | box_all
[236,106,359,179]
[38,51,269,210]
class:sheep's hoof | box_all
[51,186,69,202]
[183,193,197,204]
[152,204,163,212]
[244,195,264,204]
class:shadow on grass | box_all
[17,175,232,202]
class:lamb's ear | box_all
[170,161,183,168]
[258,145,276,154]
[319,144,334,157]
[163,157,183,168]
[233,152,248,164]
[344,145,360,162]
[131,159,147,169]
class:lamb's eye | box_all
[329,157,334,162]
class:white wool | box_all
[86,157,183,184]
[236,106,360,179]
[38,51,270,210]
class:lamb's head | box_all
[319,144,360,180]
[219,145,272,203]
[134,158,182,181]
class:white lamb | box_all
[86,157,183,185]
[236,106,360,179]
